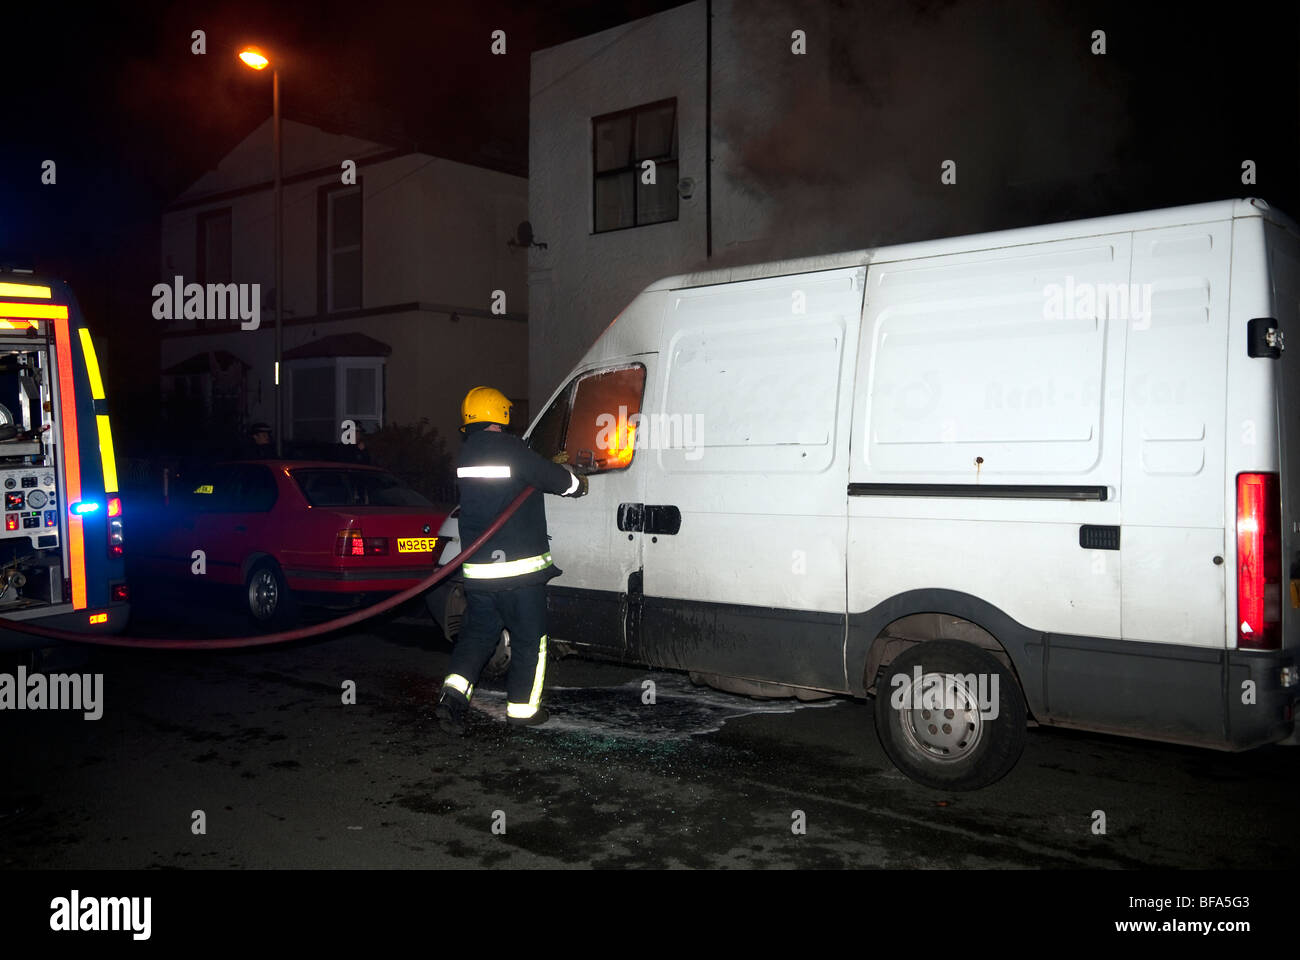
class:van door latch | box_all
[617,502,644,532]
[617,503,681,535]
[1247,317,1284,358]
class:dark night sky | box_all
[0,0,685,448]
[1,0,1297,453]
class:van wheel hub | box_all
[897,672,983,761]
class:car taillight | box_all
[334,529,389,557]
[111,583,129,602]
[1237,472,1281,650]
[107,496,123,559]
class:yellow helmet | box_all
[461,385,512,429]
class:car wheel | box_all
[443,582,466,640]
[245,559,298,629]
[873,639,1026,791]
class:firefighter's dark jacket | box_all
[456,427,580,591]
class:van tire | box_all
[246,559,298,630]
[873,639,1025,791]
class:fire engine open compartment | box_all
[0,336,64,611]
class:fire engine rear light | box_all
[111,583,129,602]
[107,496,123,558]
[335,530,389,557]
[1237,472,1281,650]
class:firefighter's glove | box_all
[551,451,570,464]
[566,473,589,498]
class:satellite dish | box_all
[508,221,547,251]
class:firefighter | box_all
[436,386,588,735]
[241,421,273,459]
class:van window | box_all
[528,364,646,473]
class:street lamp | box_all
[239,45,284,456]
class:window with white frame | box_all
[288,358,384,443]
[327,186,362,312]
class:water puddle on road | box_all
[469,674,839,741]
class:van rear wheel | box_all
[874,639,1025,790]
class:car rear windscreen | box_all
[292,469,432,508]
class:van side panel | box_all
[1117,221,1232,647]
[847,233,1130,698]
[844,224,1249,746]
[634,268,864,690]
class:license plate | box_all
[397,537,437,553]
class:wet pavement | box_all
[2,586,1298,869]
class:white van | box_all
[433,198,1299,789]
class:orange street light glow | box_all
[239,49,270,70]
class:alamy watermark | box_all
[151,275,260,330]
[595,405,704,461]
[889,666,1000,720]
[50,891,150,940]
[1043,277,1153,329]
[0,667,103,719]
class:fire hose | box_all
[0,486,537,650]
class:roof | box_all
[161,351,250,375]
[649,198,1298,292]
[283,333,392,360]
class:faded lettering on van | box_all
[984,376,1100,411]
[1129,373,1189,407]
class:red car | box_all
[133,460,450,626]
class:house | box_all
[526,0,1141,404]
[159,117,530,452]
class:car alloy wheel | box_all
[248,566,279,621]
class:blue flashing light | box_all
[70,501,100,515]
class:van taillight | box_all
[107,496,123,559]
[1237,472,1281,650]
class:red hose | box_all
[0,486,537,650]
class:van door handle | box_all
[1079,525,1119,549]
[644,505,681,535]
[617,503,644,532]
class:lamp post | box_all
[239,46,284,456]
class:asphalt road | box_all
[1,582,1297,869]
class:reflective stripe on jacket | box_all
[455,428,578,591]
